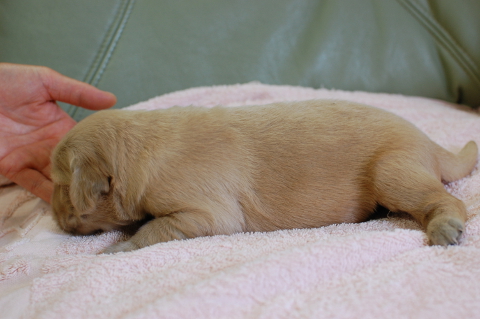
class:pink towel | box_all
[1,83,479,319]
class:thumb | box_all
[41,68,117,110]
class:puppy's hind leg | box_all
[372,152,467,246]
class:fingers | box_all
[9,168,53,203]
[40,67,117,110]
[0,139,56,203]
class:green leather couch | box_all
[1,0,479,121]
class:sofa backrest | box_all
[1,0,479,120]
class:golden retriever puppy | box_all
[50,100,478,253]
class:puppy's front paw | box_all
[102,241,139,254]
[427,216,464,246]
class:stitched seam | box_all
[396,0,480,87]
[87,0,136,87]
[70,0,136,118]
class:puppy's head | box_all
[51,111,143,235]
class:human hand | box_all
[0,63,116,203]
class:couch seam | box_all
[70,0,136,118]
[396,0,480,89]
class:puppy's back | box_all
[216,101,421,230]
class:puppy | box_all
[50,100,478,253]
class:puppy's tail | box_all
[438,140,478,183]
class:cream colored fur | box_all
[50,100,478,253]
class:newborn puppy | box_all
[50,100,478,253]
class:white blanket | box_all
[1,83,480,319]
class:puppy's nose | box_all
[59,222,79,235]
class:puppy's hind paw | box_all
[427,216,464,246]
[101,241,139,254]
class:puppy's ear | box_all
[69,158,111,213]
